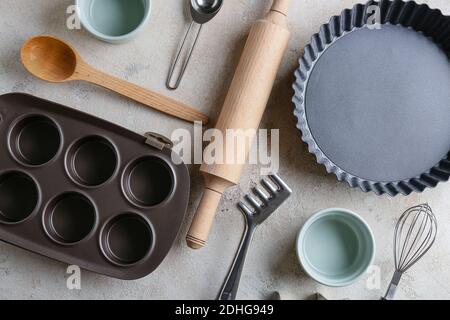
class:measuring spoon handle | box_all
[166,21,203,90]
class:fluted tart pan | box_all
[293,0,450,196]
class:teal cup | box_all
[296,208,375,287]
[75,0,152,43]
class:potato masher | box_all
[218,174,292,300]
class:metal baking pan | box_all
[293,0,450,196]
[0,93,190,279]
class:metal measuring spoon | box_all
[166,0,223,90]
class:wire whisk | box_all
[383,204,437,300]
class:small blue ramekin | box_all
[75,0,152,44]
[296,208,375,287]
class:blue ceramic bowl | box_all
[76,0,152,43]
[296,208,375,287]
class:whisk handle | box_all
[382,271,403,300]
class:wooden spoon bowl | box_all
[21,36,78,82]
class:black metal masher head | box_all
[238,174,292,225]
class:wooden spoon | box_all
[21,35,209,124]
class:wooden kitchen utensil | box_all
[20,35,209,124]
[186,0,292,249]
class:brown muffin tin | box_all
[0,93,190,280]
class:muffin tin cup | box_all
[42,192,98,246]
[0,171,41,225]
[65,136,119,188]
[121,156,174,208]
[100,213,154,267]
[8,115,62,167]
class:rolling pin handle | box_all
[271,0,293,16]
[186,188,224,249]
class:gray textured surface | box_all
[0,0,449,300]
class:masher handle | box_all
[218,223,256,300]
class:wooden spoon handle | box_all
[76,65,209,124]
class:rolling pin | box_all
[186,0,292,249]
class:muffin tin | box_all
[0,93,190,279]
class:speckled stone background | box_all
[0,0,449,300]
